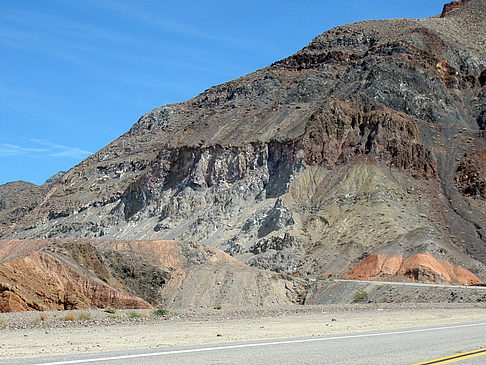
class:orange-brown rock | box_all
[0,239,306,312]
[0,239,51,262]
[400,253,482,285]
[0,289,31,312]
[345,254,403,280]
[345,252,482,285]
[0,251,152,312]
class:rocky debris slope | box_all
[0,239,306,312]
[0,182,47,231]
[306,280,486,304]
[441,0,472,17]
[1,0,486,286]
[455,150,486,199]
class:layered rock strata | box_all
[1,0,485,293]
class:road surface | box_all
[5,322,485,365]
[326,278,486,290]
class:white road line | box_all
[33,322,486,365]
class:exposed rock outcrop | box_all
[0,182,47,234]
[0,251,151,312]
[345,253,482,285]
[0,239,307,312]
[455,150,486,199]
[1,0,486,304]
[441,0,472,17]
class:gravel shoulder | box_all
[2,303,486,360]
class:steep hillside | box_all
[0,239,305,312]
[0,182,47,230]
[1,0,485,285]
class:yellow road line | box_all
[410,348,486,364]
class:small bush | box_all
[352,290,369,303]
[126,311,141,319]
[104,306,117,314]
[213,305,222,310]
[153,307,169,316]
[32,312,48,324]
[63,313,76,321]
[78,312,91,321]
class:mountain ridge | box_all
[1,1,485,306]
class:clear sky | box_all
[1,0,447,185]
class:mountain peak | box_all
[441,0,472,17]
[2,2,486,306]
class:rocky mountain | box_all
[0,171,68,231]
[0,239,305,312]
[0,181,48,230]
[1,0,486,310]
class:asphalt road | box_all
[5,322,486,365]
[328,279,486,290]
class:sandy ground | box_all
[1,304,486,360]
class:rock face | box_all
[441,0,472,17]
[0,239,306,312]
[0,182,47,231]
[345,253,482,285]
[455,150,486,198]
[1,0,486,293]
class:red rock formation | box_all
[0,289,31,312]
[441,0,472,17]
[302,100,437,177]
[345,252,482,285]
[455,150,486,199]
[0,251,152,312]
[0,239,306,312]
[400,253,482,285]
[345,254,403,280]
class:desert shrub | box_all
[78,312,91,321]
[153,307,169,316]
[213,305,222,310]
[39,312,48,321]
[63,313,76,321]
[126,311,141,318]
[352,290,369,303]
[104,306,117,314]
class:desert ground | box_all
[1,303,486,360]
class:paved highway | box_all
[324,278,486,290]
[6,322,485,365]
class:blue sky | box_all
[1,0,447,185]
